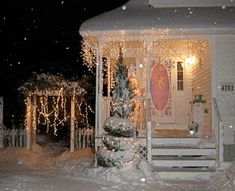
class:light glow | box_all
[189,130,194,135]
[185,55,196,65]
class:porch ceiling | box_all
[79,0,235,35]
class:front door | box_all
[150,60,176,124]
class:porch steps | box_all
[150,137,217,179]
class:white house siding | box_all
[184,61,193,124]
[215,35,235,144]
[191,40,212,137]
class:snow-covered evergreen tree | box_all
[97,49,140,168]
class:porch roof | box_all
[79,0,235,35]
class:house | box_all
[79,0,235,176]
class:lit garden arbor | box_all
[18,73,88,152]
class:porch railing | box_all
[213,97,224,168]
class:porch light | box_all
[185,55,196,65]
[139,64,143,68]
[189,129,194,135]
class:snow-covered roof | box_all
[79,0,235,35]
[148,0,235,8]
[18,73,85,96]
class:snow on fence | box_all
[74,127,94,149]
[2,128,27,148]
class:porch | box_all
[97,38,212,136]
[93,37,223,175]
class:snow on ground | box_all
[0,144,234,191]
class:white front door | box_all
[150,59,192,128]
[150,61,176,124]
[174,61,188,125]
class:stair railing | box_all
[147,121,152,163]
[213,97,224,168]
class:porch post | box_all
[98,38,104,136]
[94,46,99,167]
[94,38,104,167]
[145,39,152,162]
[107,57,111,116]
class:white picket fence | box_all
[0,127,94,149]
[2,128,27,148]
[74,127,94,149]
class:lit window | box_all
[177,62,184,90]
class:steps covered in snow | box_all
[149,137,217,178]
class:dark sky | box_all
[0,0,128,126]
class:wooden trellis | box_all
[18,73,89,152]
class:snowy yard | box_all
[0,144,234,191]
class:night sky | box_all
[0,0,128,126]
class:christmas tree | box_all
[97,49,140,168]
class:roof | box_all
[79,0,235,35]
[148,0,235,8]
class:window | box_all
[177,62,184,90]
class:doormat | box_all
[154,129,190,137]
